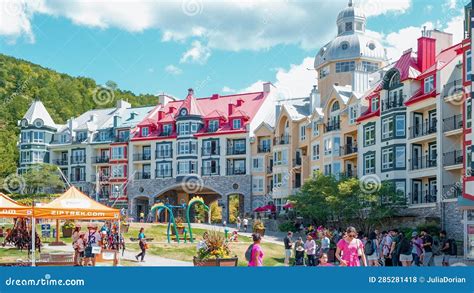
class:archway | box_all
[227,193,244,223]
[133,196,150,222]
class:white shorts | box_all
[399,254,413,262]
[367,253,378,261]
[285,249,292,257]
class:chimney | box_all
[236,99,244,107]
[263,82,272,93]
[228,103,236,115]
[188,88,194,96]
[211,94,220,100]
[113,114,121,128]
[157,109,165,120]
[116,99,131,109]
[417,27,436,72]
[168,106,176,114]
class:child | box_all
[75,234,86,266]
[318,253,333,267]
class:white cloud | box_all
[242,57,316,99]
[222,86,235,93]
[164,64,182,75]
[179,41,211,64]
[382,22,434,60]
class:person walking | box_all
[389,229,401,267]
[335,227,367,267]
[135,227,147,262]
[365,231,379,266]
[236,216,242,231]
[248,233,264,267]
[321,232,331,255]
[439,230,451,266]
[242,217,249,232]
[283,231,293,266]
[398,233,413,266]
[420,230,434,266]
[304,235,317,266]
[411,232,423,266]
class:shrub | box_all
[278,221,296,232]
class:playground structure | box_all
[150,196,209,244]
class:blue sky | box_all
[0,0,467,99]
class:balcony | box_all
[202,147,220,156]
[443,150,463,167]
[226,147,246,156]
[443,114,463,133]
[53,159,68,166]
[257,145,271,153]
[381,96,405,112]
[409,121,437,139]
[156,149,173,159]
[70,175,86,182]
[442,79,463,99]
[343,168,358,178]
[135,172,151,180]
[72,137,87,144]
[133,153,152,161]
[324,121,340,133]
[226,168,246,175]
[442,184,462,200]
[340,144,358,156]
[201,167,220,176]
[273,135,291,145]
[155,169,173,179]
[409,190,437,205]
[409,155,437,170]
[91,156,109,164]
[70,156,86,164]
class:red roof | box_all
[404,88,437,106]
[394,49,420,81]
[417,42,462,79]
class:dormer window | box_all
[77,131,87,142]
[208,120,219,132]
[233,119,241,130]
[163,124,172,136]
[371,97,379,111]
[345,22,353,32]
[142,127,149,137]
[424,75,434,93]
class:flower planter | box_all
[254,228,265,236]
[193,257,238,267]
[61,227,73,238]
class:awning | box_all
[33,186,120,220]
[254,204,276,212]
[0,193,32,218]
[283,202,294,209]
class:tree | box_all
[22,163,65,194]
[290,173,406,234]
[210,201,222,223]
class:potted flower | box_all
[62,220,75,238]
[193,230,238,267]
[173,217,186,235]
[253,220,265,236]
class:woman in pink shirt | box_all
[248,233,264,267]
[336,227,367,267]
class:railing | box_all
[292,157,302,167]
[201,167,220,176]
[159,131,172,137]
[409,155,437,170]
[442,79,463,98]
[324,121,340,133]
[70,156,86,164]
[257,145,271,153]
[443,150,463,166]
[114,136,129,142]
[409,121,437,139]
[226,147,246,155]
[442,184,462,199]
[72,137,87,144]
[93,156,110,163]
[155,169,173,178]
[340,144,358,156]
[409,190,437,204]
[70,175,86,182]
[155,149,173,159]
[52,159,68,166]
[135,172,151,180]
[443,114,463,132]
[91,175,109,182]
[226,168,246,175]
[273,135,291,145]
[381,95,405,112]
[202,147,220,156]
[133,153,152,161]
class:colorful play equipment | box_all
[150,196,210,244]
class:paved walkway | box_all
[42,244,191,267]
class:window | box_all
[233,119,241,129]
[274,150,288,165]
[76,132,87,142]
[203,139,219,156]
[252,157,264,172]
[364,123,375,146]
[467,49,472,81]
[349,105,357,124]
[382,148,393,170]
[208,120,219,132]
[21,132,29,143]
[156,162,172,177]
[333,137,340,156]
[20,151,30,163]
[371,97,379,111]
[424,75,434,93]
[331,101,340,112]
[395,115,406,137]
[345,22,353,32]
[362,61,378,73]
[162,124,172,135]
[324,164,332,175]
[178,161,197,174]
[71,149,86,163]
[466,146,472,176]
[99,131,109,141]
[203,159,219,175]
[32,131,44,143]
[319,66,330,79]
[324,138,332,155]
[156,143,172,158]
[32,151,44,163]
[141,127,149,137]
[178,141,197,155]
[382,117,394,140]
[356,22,363,31]
[312,143,320,161]
[191,123,199,133]
[395,146,406,168]
[178,123,190,135]
[333,162,341,177]
[312,121,319,136]
[467,99,472,129]
[364,152,376,174]
[336,61,355,73]
[273,173,287,188]
[111,165,125,178]
[300,125,306,140]
[111,146,126,159]
[252,177,264,193]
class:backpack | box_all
[398,237,412,255]
[364,239,375,256]
[245,244,254,262]
[448,239,457,256]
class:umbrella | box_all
[283,202,294,209]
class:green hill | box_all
[0,53,158,179]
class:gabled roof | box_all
[394,49,420,81]
[279,97,311,121]
[204,109,227,120]
[229,109,250,119]
[178,90,205,116]
[23,100,56,129]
